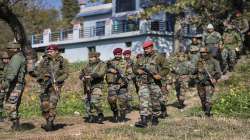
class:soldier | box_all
[222,25,242,71]
[0,42,26,130]
[188,36,202,52]
[123,50,136,112]
[231,10,249,55]
[106,48,128,122]
[33,45,69,131]
[0,51,10,122]
[134,41,170,128]
[195,47,222,117]
[218,43,229,74]
[202,24,222,59]
[79,52,106,124]
[173,52,195,109]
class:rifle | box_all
[139,64,162,87]
[80,70,92,102]
[48,63,60,96]
[107,61,128,86]
[201,61,215,88]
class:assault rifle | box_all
[139,65,162,87]
[79,70,91,102]
[107,61,128,86]
[202,61,215,88]
[48,63,60,96]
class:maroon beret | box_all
[143,41,154,49]
[113,48,123,55]
[47,44,59,51]
[123,50,131,55]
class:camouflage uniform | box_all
[106,57,128,122]
[202,30,222,58]
[34,46,68,130]
[1,42,26,130]
[134,48,170,127]
[0,51,9,121]
[195,48,222,116]
[79,52,106,123]
[222,27,242,71]
[174,53,195,108]
[124,58,137,111]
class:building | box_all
[31,0,175,62]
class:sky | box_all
[44,0,63,9]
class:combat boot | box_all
[42,120,54,131]
[151,116,159,126]
[88,115,96,123]
[97,113,104,124]
[119,111,126,122]
[159,104,168,118]
[178,100,186,109]
[205,106,212,117]
[0,112,4,122]
[11,119,20,131]
[112,111,119,123]
[135,115,148,128]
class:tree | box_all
[61,0,80,28]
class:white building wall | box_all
[63,46,89,63]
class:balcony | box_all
[31,20,173,48]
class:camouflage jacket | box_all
[195,57,222,85]
[174,60,195,77]
[189,52,200,67]
[1,52,26,89]
[80,60,106,89]
[202,31,222,47]
[0,60,4,81]
[134,51,170,85]
[124,59,135,80]
[106,58,127,85]
[34,54,69,85]
[222,30,242,49]
[232,17,249,34]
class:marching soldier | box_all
[202,24,222,59]
[195,47,222,117]
[173,52,195,108]
[33,45,69,131]
[123,50,136,112]
[134,41,170,128]
[106,48,128,122]
[0,42,26,130]
[0,51,10,122]
[79,52,106,124]
[222,25,242,71]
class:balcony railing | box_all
[31,20,172,45]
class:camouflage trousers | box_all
[197,84,214,112]
[40,84,61,122]
[0,90,6,114]
[138,84,161,117]
[227,49,237,69]
[107,84,128,113]
[175,77,190,104]
[5,83,24,121]
[160,83,169,106]
[220,49,229,73]
[85,88,103,117]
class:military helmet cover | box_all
[7,42,21,49]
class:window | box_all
[150,20,166,31]
[96,21,105,36]
[88,46,96,53]
[116,0,136,13]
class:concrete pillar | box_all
[43,28,51,44]
[73,24,81,40]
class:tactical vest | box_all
[84,60,105,87]
[223,32,237,45]
[204,32,220,45]
[106,58,126,84]
[137,53,161,84]
[40,55,65,80]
